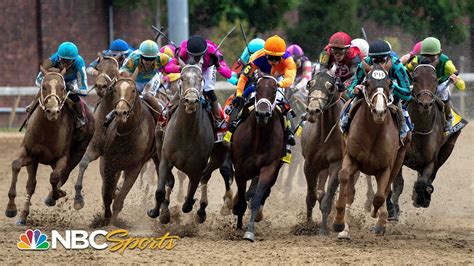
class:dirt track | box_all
[0,126,472,264]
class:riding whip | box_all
[215,25,237,51]
[239,24,250,53]
[152,25,177,48]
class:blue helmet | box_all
[57,42,78,60]
[248,38,265,54]
[109,39,129,52]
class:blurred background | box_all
[0,0,473,128]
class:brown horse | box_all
[390,64,462,217]
[148,64,215,224]
[334,62,409,238]
[5,66,94,225]
[301,71,343,235]
[100,77,158,224]
[74,56,120,210]
[232,75,285,242]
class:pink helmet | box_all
[159,44,176,57]
[286,44,304,57]
[411,41,422,56]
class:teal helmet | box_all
[57,42,78,60]
[139,40,159,58]
[248,38,265,54]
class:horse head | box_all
[179,65,203,114]
[306,71,338,123]
[94,55,120,97]
[362,60,393,124]
[254,74,278,125]
[411,63,438,112]
[39,65,68,121]
[112,77,138,124]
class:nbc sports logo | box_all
[17,229,50,250]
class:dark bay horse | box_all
[232,76,285,242]
[148,64,215,224]
[100,77,158,224]
[390,63,462,216]
[334,62,409,238]
[74,56,120,210]
[5,66,94,225]
[301,71,343,235]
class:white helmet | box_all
[351,38,369,57]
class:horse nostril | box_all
[46,109,51,114]
[184,99,189,103]
[122,110,128,116]
[56,110,60,114]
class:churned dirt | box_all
[0,126,472,264]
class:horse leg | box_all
[334,154,357,236]
[182,174,201,213]
[232,170,247,230]
[148,158,172,218]
[111,166,141,224]
[303,162,319,223]
[219,153,234,216]
[245,177,258,205]
[151,154,173,224]
[316,168,329,204]
[176,170,186,203]
[257,161,283,223]
[388,169,404,221]
[102,167,118,224]
[74,144,101,210]
[371,167,391,235]
[244,161,280,242]
[364,174,375,213]
[320,162,340,235]
[44,155,68,206]
[17,162,39,226]
[413,162,435,208]
[6,147,33,218]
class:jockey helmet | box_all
[286,44,304,57]
[264,35,286,56]
[328,32,351,49]
[139,40,159,58]
[248,38,265,54]
[109,39,129,52]
[351,38,369,57]
[368,39,391,58]
[57,42,78,60]
[160,44,176,58]
[186,35,208,56]
[421,37,441,55]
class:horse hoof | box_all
[243,231,255,242]
[16,218,27,226]
[147,209,159,219]
[387,214,399,222]
[337,231,351,240]
[196,210,206,224]
[220,205,231,216]
[319,227,329,236]
[159,210,170,224]
[5,209,17,218]
[73,198,85,210]
[44,197,56,207]
[372,225,386,235]
[333,223,345,233]
[182,199,195,213]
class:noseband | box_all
[39,72,69,111]
[308,75,339,113]
[363,69,393,109]
[179,65,203,101]
[412,64,437,105]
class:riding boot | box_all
[163,93,179,120]
[142,92,162,122]
[26,91,41,113]
[286,115,296,146]
[397,102,408,141]
[443,101,453,133]
[103,110,115,128]
[73,100,86,128]
[211,100,225,129]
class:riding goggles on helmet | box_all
[266,55,282,62]
[330,47,347,55]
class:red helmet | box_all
[328,32,351,48]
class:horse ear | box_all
[40,65,47,75]
[178,57,186,68]
[362,60,372,73]
[383,58,393,72]
[308,79,316,89]
[60,67,67,76]
[98,53,103,61]
[131,66,139,81]
[325,81,332,90]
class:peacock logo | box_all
[17,229,50,250]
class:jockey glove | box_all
[210,54,220,67]
[232,96,244,108]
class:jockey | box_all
[227,38,265,86]
[405,37,465,133]
[341,39,412,139]
[33,41,88,128]
[87,39,132,77]
[351,38,369,58]
[165,35,232,129]
[286,44,312,92]
[233,35,297,148]
[159,44,180,88]
[319,32,362,91]
[400,41,422,66]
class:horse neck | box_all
[408,101,440,133]
[175,100,204,132]
[28,107,71,136]
[317,101,341,137]
[250,110,281,149]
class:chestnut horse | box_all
[74,56,120,210]
[232,75,285,242]
[334,62,409,238]
[5,67,94,225]
[301,71,343,235]
[100,77,158,224]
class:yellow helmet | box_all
[264,35,286,56]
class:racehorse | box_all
[333,61,409,238]
[74,55,120,210]
[100,76,158,224]
[231,75,286,242]
[390,63,462,217]
[5,66,94,225]
[301,71,343,235]
[148,64,215,224]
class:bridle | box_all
[113,78,137,119]
[179,65,203,101]
[39,72,69,111]
[411,64,437,106]
[254,76,278,114]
